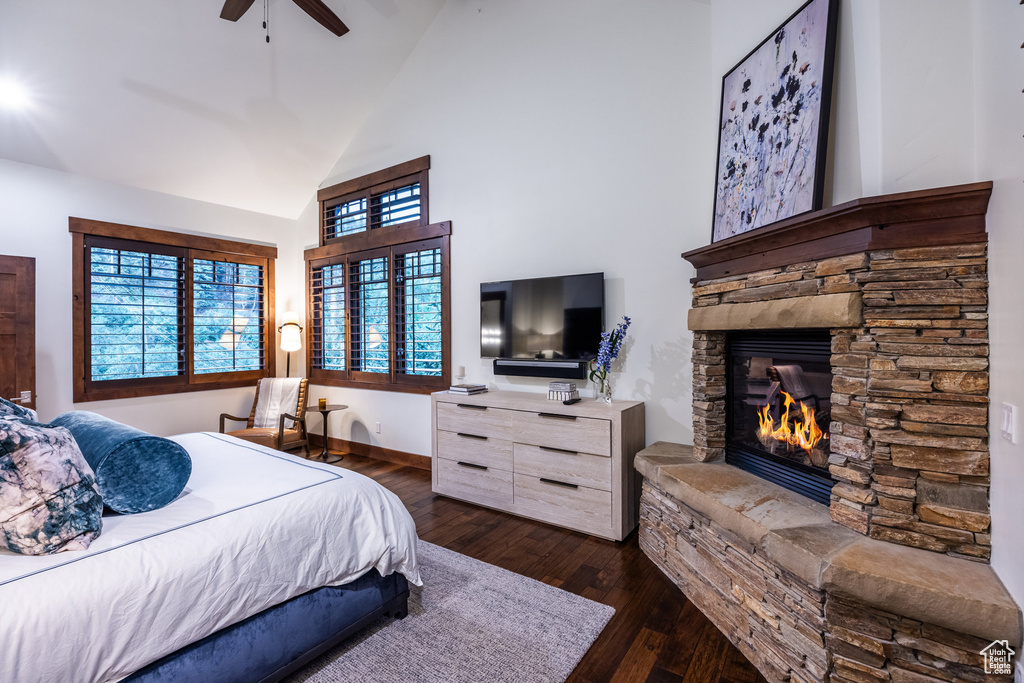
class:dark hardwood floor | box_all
[332,454,769,683]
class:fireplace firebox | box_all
[726,330,833,505]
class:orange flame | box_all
[756,391,824,455]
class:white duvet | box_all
[0,432,421,683]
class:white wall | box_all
[313,0,716,456]
[0,157,309,436]
[974,0,1024,621]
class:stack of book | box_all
[449,383,488,395]
[547,381,579,401]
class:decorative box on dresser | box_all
[431,390,646,541]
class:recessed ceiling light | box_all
[0,78,31,110]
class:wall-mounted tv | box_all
[480,272,604,379]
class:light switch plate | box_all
[1001,403,1017,444]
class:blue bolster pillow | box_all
[49,411,191,514]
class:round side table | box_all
[309,404,348,464]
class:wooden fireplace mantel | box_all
[682,181,992,282]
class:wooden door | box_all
[0,255,36,412]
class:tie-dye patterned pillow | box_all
[0,397,37,422]
[0,416,103,555]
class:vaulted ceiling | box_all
[0,0,445,218]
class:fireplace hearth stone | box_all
[636,442,1021,683]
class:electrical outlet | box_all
[375,421,382,434]
[1001,403,1017,444]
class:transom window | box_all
[318,156,429,245]
[71,219,276,402]
[308,157,449,393]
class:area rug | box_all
[287,540,615,683]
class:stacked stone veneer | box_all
[640,483,829,682]
[689,243,991,561]
[640,480,1013,683]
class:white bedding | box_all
[0,432,421,683]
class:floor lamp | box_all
[279,312,303,378]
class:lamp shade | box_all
[279,312,303,353]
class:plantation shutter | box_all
[86,237,185,381]
[394,244,443,377]
[371,181,421,230]
[319,164,428,246]
[73,218,276,402]
[310,261,347,372]
[349,254,390,376]
[323,197,367,240]
[191,252,266,377]
[308,157,448,392]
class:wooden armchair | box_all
[220,378,309,454]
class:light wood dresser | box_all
[431,390,645,541]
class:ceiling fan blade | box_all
[220,0,257,22]
[291,0,350,37]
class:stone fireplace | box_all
[636,182,1022,682]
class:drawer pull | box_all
[540,477,578,489]
[538,412,577,421]
[456,404,487,410]
[540,446,578,456]
[456,432,488,441]
[457,461,488,471]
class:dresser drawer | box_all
[513,443,611,491]
[436,402,513,441]
[511,411,611,456]
[437,430,513,470]
[513,474,611,534]
[436,457,513,506]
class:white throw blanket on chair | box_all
[253,378,301,430]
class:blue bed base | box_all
[124,569,409,683]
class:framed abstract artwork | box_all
[711,0,839,243]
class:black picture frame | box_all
[711,0,839,243]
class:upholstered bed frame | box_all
[126,570,409,683]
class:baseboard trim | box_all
[309,434,431,471]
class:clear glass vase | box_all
[602,378,613,403]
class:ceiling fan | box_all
[220,0,349,37]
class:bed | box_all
[0,431,421,683]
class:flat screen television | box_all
[480,272,604,379]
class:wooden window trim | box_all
[317,156,430,203]
[306,221,451,262]
[69,217,278,259]
[305,223,451,394]
[318,157,431,247]
[71,219,276,403]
